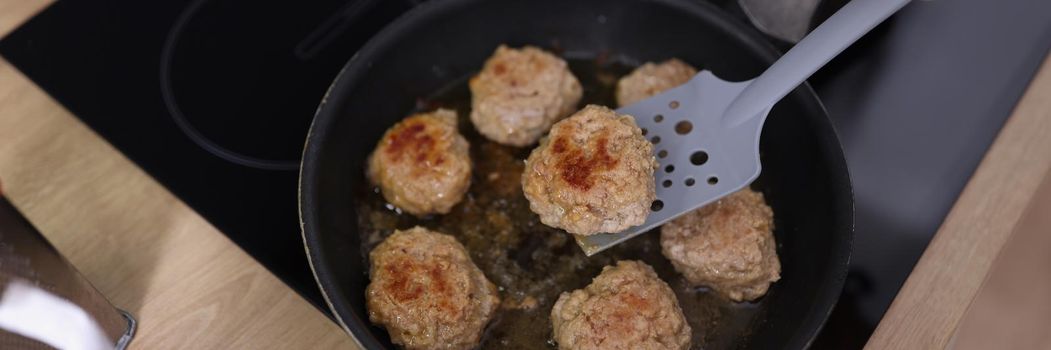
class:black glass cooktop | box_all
[0,0,418,315]
[2,0,1049,347]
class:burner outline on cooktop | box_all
[160,0,302,171]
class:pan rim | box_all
[299,0,854,348]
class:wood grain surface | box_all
[0,0,49,37]
[0,1,358,349]
[867,55,1051,349]
[952,171,1051,349]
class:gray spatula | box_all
[577,0,911,256]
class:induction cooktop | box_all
[2,0,1048,347]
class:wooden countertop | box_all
[867,54,1051,348]
[952,161,1051,349]
[0,1,357,348]
[2,1,1050,349]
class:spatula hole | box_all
[669,100,680,109]
[657,150,668,159]
[651,200,664,211]
[651,136,661,144]
[662,180,672,188]
[664,165,674,173]
[690,151,709,166]
[707,176,719,185]
[654,115,664,123]
[641,128,648,136]
[685,178,696,187]
[674,121,693,135]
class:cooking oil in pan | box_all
[355,57,766,349]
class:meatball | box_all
[660,188,781,302]
[521,105,657,236]
[616,58,698,107]
[469,45,583,147]
[367,109,471,216]
[551,261,691,350]
[366,227,500,350]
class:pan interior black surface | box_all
[300,0,852,349]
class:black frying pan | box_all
[299,0,853,348]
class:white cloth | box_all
[0,280,112,350]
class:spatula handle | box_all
[722,0,911,127]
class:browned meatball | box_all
[616,58,698,107]
[469,45,583,146]
[660,188,781,302]
[521,105,657,236]
[367,109,471,216]
[551,261,691,350]
[366,227,500,350]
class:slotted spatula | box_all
[577,0,911,255]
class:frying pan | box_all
[299,0,853,348]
